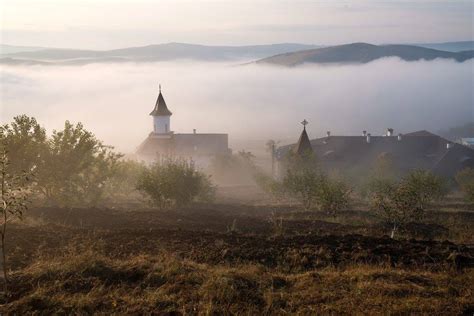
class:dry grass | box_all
[3,242,473,315]
[3,196,474,314]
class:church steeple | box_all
[150,85,173,116]
[150,85,172,134]
[295,119,313,155]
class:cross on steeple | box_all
[159,84,161,93]
[301,119,308,130]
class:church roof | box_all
[150,90,172,116]
[295,127,313,155]
[276,130,474,178]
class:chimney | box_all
[447,142,453,149]
[193,129,196,134]
[362,130,367,136]
[386,128,394,136]
[366,133,371,143]
[397,133,402,141]
[326,131,331,137]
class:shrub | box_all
[253,171,288,203]
[208,151,256,185]
[368,170,446,238]
[137,158,215,208]
[36,121,122,207]
[103,159,145,201]
[317,176,351,216]
[0,115,47,176]
[283,167,322,210]
[455,168,474,203]
[1,116,123,208]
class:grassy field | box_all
[2,187,474,314]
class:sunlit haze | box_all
[1,0,472,49]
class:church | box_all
[276,120,474,179]
[136,86,230,165]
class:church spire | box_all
[295,119,313,155]
[150,84,173,116]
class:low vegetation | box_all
[5,243,473,315]
[1,115,474,314]
[368,170,446,238]
[137,158,215,208]
[456,167,474,203]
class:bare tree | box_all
[0,149,31,296]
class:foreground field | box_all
[3,192,474,314]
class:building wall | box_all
[136,132,230,167]
[173,133,229,156]
[153,116,171,134]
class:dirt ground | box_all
[3,187,474,314]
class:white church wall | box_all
[153,116,171,134]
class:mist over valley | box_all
[1,58,472,154]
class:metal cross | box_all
[301,119,308,129]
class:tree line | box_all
[255,146,474,238]
[0,115,215,209]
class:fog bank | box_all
[1,59,473,153]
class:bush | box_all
[103,159,145,201]
[137,158,215,208]
[36,121,122,207]
[208,151,256,185]
[264,150,350,213]
[317,176,351,216]
[1,116,123,208]
[368,170,446,238]
[283,167,322,210]
[280,167,350,214]
[0,115,47,176]
[455,168,474,203]
[254,171,289,203]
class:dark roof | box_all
[404,130,437,137]
[150,91,172,116]
[295,128,313,156]
[276,131,474,177]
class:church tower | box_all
[150,85,172,134]
[295,119,313,156]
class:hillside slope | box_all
[3,42,319,62]
[256,43,474,66]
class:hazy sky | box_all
[1,0,473,49]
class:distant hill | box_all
[256,43,474,66]
[2,43,320,63]
[3,41,474,66]
[415,41,474,52]
[0,44,46,54]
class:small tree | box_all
[317,176,351,216]
[137,158,215,208]
[0,149,31,295]
[36,121,122,207]
[254,171,289,203]
[208,151,256,185]
[369,170,445,238]
[283,167,322,210]
[0,115,47,176]
[103,159,146,201]
[455,167,474,203]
